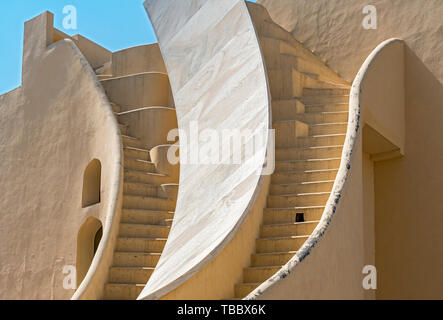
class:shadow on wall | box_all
[76,217,103,288]
[82,159,102,208]
[374,45,443,299]
[257,0,443,85]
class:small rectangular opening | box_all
[296,213,305,223]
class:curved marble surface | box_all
[246,38,402,299]
[140,0,271,300]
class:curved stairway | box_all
[233,3,351,298]
[95,60,179,300]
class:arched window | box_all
[82,159,101,208]
[76,217,103,287]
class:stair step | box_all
[268,69,345,100]
[296,134,346,148]
[258,30,343,85]
[122,135,143,149]
[301,71,319,80]
[273,120,309,148]
[305,103,349,113]
[286,111,349,125]
[123,195,175,211]
[251,251,296,267]
[234,283,261,299]
[261,221,320,238]
[113,252,161,268]
[104,283,144,300]
[271,180,334,195]
[124,182,158,198]
[303,87,350,96]
[265,54,324,81]
[271,168,338,184]
[256,235,309,253]
[300,95,349,105]
[243,266,281,283]
[268,191,330,208]
[119,223,170,238]
[119,123,129,135]
[111,103,121,113]
[309,122,348,136]
[257,20,294,43]
[124,147,150,161]
[263,207,324,224]
[271,99,305,122]
[124,158,156,172]
[116,237,167,253]
[276,131,346,148]
[125,169,173,186]
[276,145,343,161]
[271,101,349,122]
[275,158,341,172]
[259,36,348,86]
[109,267,154,284]
[98,75,113,81]
[121,209,174,225]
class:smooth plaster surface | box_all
[373,46,443,299]
[0,12,122,299]
[257,0,443,85]
[141,0,271,300]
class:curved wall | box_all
[111,44,167,77]
[0,12,122,299]
[141,0,271,299]
[373,43,443,299]
[247,39,405,300]
[257,0,443,85]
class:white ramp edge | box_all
[139,0,271,300]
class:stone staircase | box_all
[232,3,350,299]
[96,69,178,300]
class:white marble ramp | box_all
[140,0,271,300]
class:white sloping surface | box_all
[140,0,270,300]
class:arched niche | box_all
[76,217,103,288]
[82,159,101,208]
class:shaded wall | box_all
[374,47,443,299]
[257,0,443,85]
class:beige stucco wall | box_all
[257,0,443,85]
[256,135,368,299]
[250,38,406,300]
[0,12,122,299]
[111,44,166,77]
[71,34,111,70]
[373,46,443,299]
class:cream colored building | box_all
[0,0,442,300]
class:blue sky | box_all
[0,0,256,95]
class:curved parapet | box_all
[141,0,271,299]
[246,38,404,299]
[0,12,123,300]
